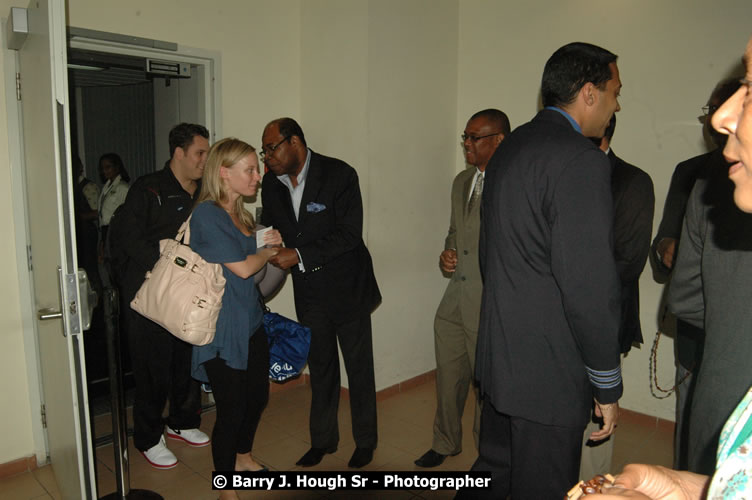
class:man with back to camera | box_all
[414,109,509,468]
[116,123,210,468]
[459,42,623,499]
[579,114,655,479]
[259,118,381,469]
[650,79,740,471]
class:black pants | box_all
[124,305,201,451]
[300,309,377,450]
[458,401,583,500]
[205,327,270,472]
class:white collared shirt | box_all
[276,149,312,221]
[98,175,130,226]
[275,149,312,271]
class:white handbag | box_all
[130,216,226,345]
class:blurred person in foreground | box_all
[650,79,740,472]
[586,34,752,500]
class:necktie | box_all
[467,174,484,213]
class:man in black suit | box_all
[580,115,655,479]
[260,117,381,469]
[463,43,623,499]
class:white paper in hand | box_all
[256,226,273,248]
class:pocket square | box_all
[306,202,326,213]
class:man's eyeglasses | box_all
[260,136,290,162]
[461,132,502,143]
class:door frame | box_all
[68,28,223,143]
[4,23,222,465]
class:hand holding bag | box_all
[130,216,226,345]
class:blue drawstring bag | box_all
[263,311,311,382]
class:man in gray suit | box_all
[415,109,509,468]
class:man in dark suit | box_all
[260,117,381,469]
[462,43,623,499]
[579,114,655,479]
[415,109,508,468]
[650,79,740,471]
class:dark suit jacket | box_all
[651,150,720,280]
[609,149,655,353]
[651,151,722,368]
[667,170,752,473]
[260,150,380,322]
[476,109,622,428]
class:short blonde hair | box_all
[195,137,257,229]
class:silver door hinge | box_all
[16,72,21,101]
[26,245,32,271]
[40,404,47,428]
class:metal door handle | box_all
[38,308,63,320]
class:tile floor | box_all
[0,379,674,499]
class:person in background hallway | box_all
[415,109,509,468]
[96,152,130,287]
[579,114,655,480]
[260,117,381,469]
[460,42,623,499]
[73,155,101,291]
[587,34,752,500]
[189,138,282,500]
[650,78,741,471]
[116,123,211,469]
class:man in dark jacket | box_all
[463,42,623,499]
[580,114,654,479]
[260,117,381,469]
[116,123,210,469]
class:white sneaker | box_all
[141,435,178,469]
[165,426,210,447]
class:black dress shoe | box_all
[296,447,336,467]
[414,449,454,467]
[348,447,374,468]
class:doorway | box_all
[6,16,221,494]
[64,32,220,449]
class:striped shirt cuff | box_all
[585,365,622,389]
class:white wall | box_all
[1,0,752,465]
[298,0,459,386]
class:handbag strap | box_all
[175,215,193,245]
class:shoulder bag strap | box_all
[176,215,192,244]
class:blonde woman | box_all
[189,138,281,496]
